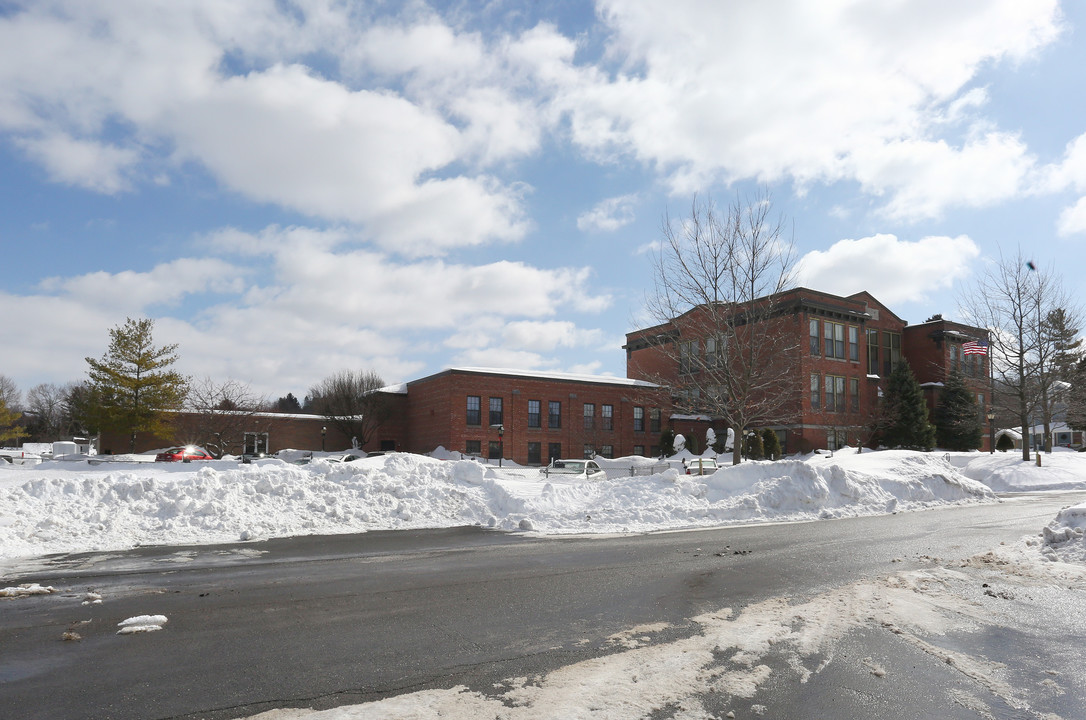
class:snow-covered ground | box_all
[1,446,1083,568]
[3,447,1085,720]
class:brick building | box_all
[624,288,992,453]
[101,287,993,460]
[397,368,669,465]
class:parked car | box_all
[325,453,365,463]
[684,457,719,475]
[155,446,214,462]
[540,459,607,479]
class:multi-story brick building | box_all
[101,288,992,460]
[624,288,992,453]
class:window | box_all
[848,326,859,362]
[465,440,481,456]
[650,408,661,433]
[809,318,820,356]
[244,432,269,456]
[600,445,614,459]
[705,335,725,367]
[825,375,845,412]
[489,397,503,426]
[527,400,541,428]
[634,445,645,457]
[583,403,595,429]
[679,339,700,374]
[547,443,562,463]
[633,406,645,432]
[466,396,481,426]
[882,331,902,375]
[527,442,541,465]
[548,401,562,428]
[811,374,821,410]
[488,440,502,459]
[850,378,860,412]
[867,329,880,375]
[824,321,845,359]
[583,444,594,459]
[650,445,660,457]
[602,404,614,430]
[950,344,960,373]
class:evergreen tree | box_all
[85,318,188,452]
[658,428,676,457]
[0,399,28,444]
[996,433,1015,452]
[1046,308,1083,381]
[1067,358,1086,432]
[880,361,936,450]
[761,428,781,460]
[275,393,303,413]
[743,430,765,460]
[934,370,983,450]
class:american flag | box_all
[962,339,988,355]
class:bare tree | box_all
[960,249,1075,460]
[176,377,269,457]
[0,374,21,410]
[644,190,799,465]
[26,383,75,440]
[308,370,393,450]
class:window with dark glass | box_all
[809,318,820,355]
[633,406,645,432]
[583,444,594,459]
[466,396,481,426]
[489,397,503,426]
[583,403,595,429]
[547,443,562,463]
[882,331,902,375]
[634,445,645,457]
[600,445,614,459]
[548,401,562,428]
[650,408,661,433]
[825,375,845,412]
[824,321,845,359]
[602,404,614,430]
[527,399,541,428]
[849,378,859,412]
[465,439,481,455]
[488,440,502,459]
[848,326,859,362]
[867,329,880,375]
[811,374,820,410]
[527,442,541,465]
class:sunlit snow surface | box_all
[0,448,1021,561]
[3,448,1086,719]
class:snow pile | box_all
[0,582,56,597]
[0,449,1009,562]
[1040,502,1086,564]
[117,615,168,634]
[954,448,1086,492]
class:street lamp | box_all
[321,426,326,452]
[986,410,995,454]
[490,424,504,467]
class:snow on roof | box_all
[432,367,661,388]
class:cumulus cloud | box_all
[796,234,980,305]
[577,194,639,232]
[1057,197,1086,237]
[563,0,1061,218]
[17,133,139,194]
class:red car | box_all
[155,446,214,462]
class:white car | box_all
[683,457,719,475]
[540,459,607,479]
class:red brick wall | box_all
[397,370,669,464]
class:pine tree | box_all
[743,430,765,460]
[85,318,188,452]
[880,361,936,450]
[1067,358,1086,432]
[761,428,781,460]
[934,370,983,451]
[658,428,676,457]
[0,399,28,444]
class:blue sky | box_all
[1,0,1084,402]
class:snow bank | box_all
[0,449,1005,562]
[1040,502,1086,565]
[955,447,1086,492]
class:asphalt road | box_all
[1,492,1083,720]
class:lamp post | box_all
[321,426,326,452]
[986,410,995,454]
[498,424,504,467]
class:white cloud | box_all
[1057,196,1086,237]
[17,133,139,194]
[561,0,1061,218]
[577,194,638,233]
[796,234,980,305]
